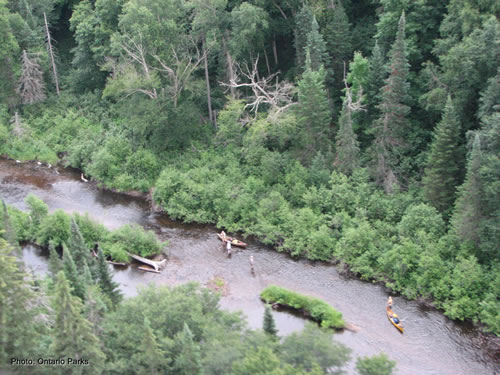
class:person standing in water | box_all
[226,240,232,257]
[250,255,254,273]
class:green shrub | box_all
[37,210,72,248]
[260,285,345,329]
[108,224,165,258]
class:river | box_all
[0,158,498,375]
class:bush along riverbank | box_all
[1,194,166,263]
[261,285,345,329]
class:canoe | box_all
[217,233,248,248]
[386,307,404,333]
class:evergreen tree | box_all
[48,240,63,279]
[1,200,19,251]
[321,0,352,100]
[174,322,202,375]
[452,133,483,249]
[63,246,86,300]
[366,41,386,127]
[69,216,91,266]
[423,96,463,219]
[0,238,41,366]
[50,271,105,375]
[306,16,328,72]
[83,285,108,338]
[135,316,168,374]
[373,12,410,193]
[263,304,278,337]
[96,246,122,307]
[296,52,332,160]
[335,102,360,175]
[294,4,314,71]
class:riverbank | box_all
[1,158,498,375]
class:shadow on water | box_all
[1,158,499,375]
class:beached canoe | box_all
[217,233,248,248]
[386,307,404,333]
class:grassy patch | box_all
[260,285,345,329]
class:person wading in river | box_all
[226,240,232,257]
[250,255,254,273]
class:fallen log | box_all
[127,252,166,272]
[107,261,127,266]
[138,266,161,274]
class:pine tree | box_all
[296,52,332,159]
[69,216,91,266]
[96,246,122,307]
[294,4,314,71]
[1,200,19,252]
[306,16,329,72]
[366,41,386,126]
[335,102,360,175]
[423,97,463,219]
[452,133,483,249]
[63,246,86,300]
[0,238,41,365]
[48,240,63,279]
[174,322,202,375]
[321,0,352,99]
[373,12,410,193]
[136,317,167,374]
[50,271,105,374]
[263,304,278,337]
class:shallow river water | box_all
[1,159,498,375]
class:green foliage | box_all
[280,323,351,373]
[97,246,122,307]
[106,223,165,258]
[37,209,71,248]
[263,304,278,337]
[423,97,463,218]
[356,353,396,375]
[260,285,345,329]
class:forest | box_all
[0,0,498,372]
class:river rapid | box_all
[0,158,498,375]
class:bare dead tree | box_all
[17,50,46,105]
[220,56,296,118]
[10,112,27,138]
[153,38,206,107]
[343,61,366,113]
[118,33,158,99]
[43,12,59,96]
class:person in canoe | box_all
[392,313,400,324]
[387,296,393,308]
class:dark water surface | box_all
[1,159,498,375]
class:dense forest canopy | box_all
[0,1,499,371]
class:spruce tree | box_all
[48,240,63,279]
[321,0,352,99]
[335,102,360,175]
[373,12,410,193]
[423,97,463,219]
[50,271,105,374]
[69,216,91,266]
[306,16,329,72]
[296,52,332,159]
[452,133,483,249]
[174,322,202,375]
[63,246,86,300]
[263,304,278,337]
[0,238,41,365]
[136,317,167,374]
[1,200,19,252]
[294,4,314,71]
[366,41,386,126]
[96,246,122,307]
